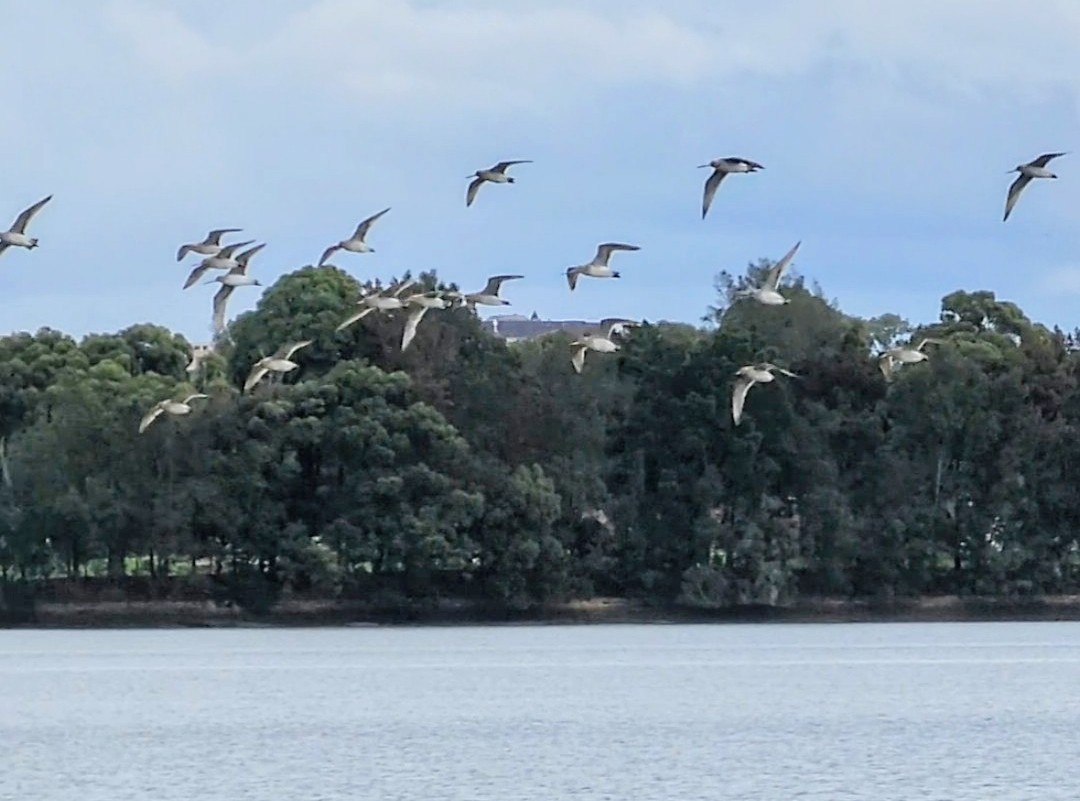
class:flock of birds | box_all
[1,150,1068,433]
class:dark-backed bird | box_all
[465,160,531,207]
[699,157,763,219]
[1003,152,1066,222]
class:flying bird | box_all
[731,363,798,426]
[318,207,391,266]
[336,278,417,332]
[1003,152,1067,222]
[243,340,313,393]
[699,157,763,220]
[186,344,215,375]
[208,243,265,335]
[449,274,523,309]
[182,240,255,289]
[138,393,209,434]
[734,240,801,306]
[878,338,946,381]
[570,318,638,374]
[566,243,640,291]
[176,228,243,261]
[400,290,452,351]
[465,160,531,207]
[0,195,52,258]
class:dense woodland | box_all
[3,258,1080,617]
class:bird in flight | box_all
[1003,152,1066,222]
[176,228,243,262]
[699,157,763,220]
[566,243,640,291]
[0,195,53,258]
[465,160,532,207]
[731,363,798,426]
[318,207,391,266]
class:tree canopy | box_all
[3,261,1080,616]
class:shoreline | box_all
[6,594,1080,629]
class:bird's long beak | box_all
[201,279,217,285]
[696,164,709,168]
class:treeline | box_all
[3,261,1080,617]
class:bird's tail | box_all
[28,238,38,249]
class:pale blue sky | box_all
[2,0,1079,342]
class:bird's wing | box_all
[735,158,765,169]
[917,338,946,351]
[731,376,756,426]
[176,243,194,262]
[182,263,210,290]
[318,244,340,266]
[878,354,895,381]
[401,306,430,351]
[465,177,485,207]
[702,170,726,220]
[212,285,234,335]
[206,228,242,243]
[1031,152,1067,168]
[234,243,265,270]
[138,403,166,434]
[566,267,580,291]
[595,242,640,264]
[216,240,254,259]
[482,274,524,295]
[354,207,391,239]
[599,318,638,339]
[765,240,802,290]
[493,160,532,172]
[336,308,373,331]
[243,365,270,393]
[387,277,416,298]
[1004,174,1032,222]
[181,393,209,404]
[276,340,313,360]
[0,243,12,258]
[11,195,52,233]
[570,344,588,374]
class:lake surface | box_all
[2,622,1079,800]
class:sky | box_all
[2,0,1080,344]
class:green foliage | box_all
[2,265,1080,615]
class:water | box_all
[2,622,1079,800]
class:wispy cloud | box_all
[101,1,1080,109]
[105,1,717,113]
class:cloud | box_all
[104,0,716,114]
[0,0,1077,340]
[99,0,1080,125]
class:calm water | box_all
[2,622,1080,800]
